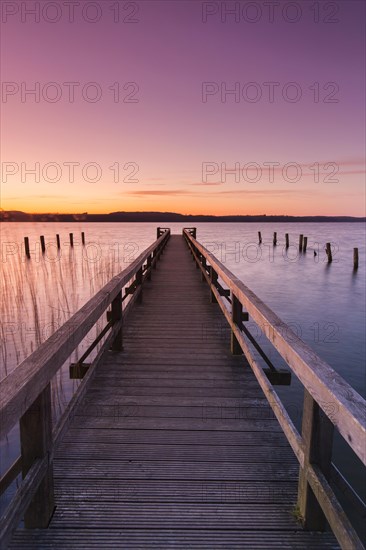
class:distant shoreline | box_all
[1,211,365,223]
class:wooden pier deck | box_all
[8,235,339,549]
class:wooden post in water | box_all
[299,235,303,252]
[326,243,332,263]
[81,232,85,245]
[69,233,74,247]
[111,291,123,351]
[298,390,334,530]
[353,248,358,269]
[24,237,30,259]
[258,231,262,244]
[285,233,289,248]
[231,294,243,355]
[40,236,46,254]
[273,232,277,246]
[19,384,55,527]
[303,237,308,252]
[56,234,60,249]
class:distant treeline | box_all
[1,211,365,223]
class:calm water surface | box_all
[1,222,365,528]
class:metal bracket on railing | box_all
[241,323,291,386]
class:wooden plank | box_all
[9,529,340,549]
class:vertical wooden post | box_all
[191,228,197,239]
[40,236,46,254]
[69,233,74,247]
[24,237,31,259]
[157,227,161,239]
[20,384,55,527]
[111,290,123,351]
[210,267,218,303]
[303,237,308,252]
[81,232,85,245]
[147,254,152,280]
[56,234,60,249]
[195,249,200,269]
[285,234,289,248]
[298,390,334,530]
[258,231,262,244]
[353,248,359,269]
[201,256,207,281]
[273,232,277,246]
[231,294,243,355]
[299,235,303,252]
[136,267,143,303]
[326,243,332,263]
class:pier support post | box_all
[285,234,289,248]
[231,294,243,355]
[24,237,30,259]
[299,235,303,252]
[69,233,74,247]
[326,243,332,263]
[258,231,262,244]
[298,390,334,530]
[40,236,46,254]
[56,234,60,249]
[273,232,277,246]
[20,384,55,528]
[81,232,85,245]
[303,237,308,253]
[353,248,359,269]
[111,290,123,351]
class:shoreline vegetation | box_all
[1,210,365,223]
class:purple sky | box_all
[1,0,365,215]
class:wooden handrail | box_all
[183,228,365,550]
[183,229,365,463]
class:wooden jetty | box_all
[1,229,365,549]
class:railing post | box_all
[231,294,243,355]
[209,267,218,303]
[192,228,196,239]
[201,256,207,282]
[147,254,152,280]
[298,390,334,530]
[111,290,123,351]
[136,267,143,303]
[157,227,161,239]
[19,384,55,528]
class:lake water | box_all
[1,221,365,531]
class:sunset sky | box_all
[0,1,365,216]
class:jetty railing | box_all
[183,228,366,550]
[0,229,170,547]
